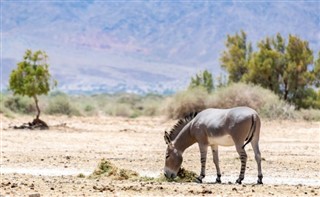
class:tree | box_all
[243,34,317,108]
[9,49,57,125]
[189,70,214,93]
[313,51,320,87]
[244,34,286,96]
[221,32,319,109]
[220,30,252,82]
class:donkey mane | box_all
[167,112,198,141]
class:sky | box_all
[2,0,320,94]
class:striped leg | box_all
[211,145,221,183]
[235,145,247,184]
[195,144,208,183]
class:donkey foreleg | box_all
[211,145,221,183]
[195,144,208,183]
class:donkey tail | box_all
[242,114,257,149]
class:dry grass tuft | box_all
[155,167,198,183]
[89,159,139,180]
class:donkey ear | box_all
[164,131,171,145]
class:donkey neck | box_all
[173,123,196,153]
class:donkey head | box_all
[163,131,183,179]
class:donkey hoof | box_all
[257,175,263,184]
[215,178,221,184]
[194,177,203,184]
[257,180,263,184]
[236,178,242,184]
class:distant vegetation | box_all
[2,83,320,121]
[2,32,319,121]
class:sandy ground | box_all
[1,115,319,196]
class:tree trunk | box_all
[33,95,40,120]
[284,82,289,101]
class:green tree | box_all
[313,51,320,87]
[9,49,57,122]
[244,34,286,96]
[220,30,252,82]
[284,35,314,105]
[189,70,214,93]
[244,34,317,108]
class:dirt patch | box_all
[1,115,319,196]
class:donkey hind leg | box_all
[211,145,221,183]
[251,139,263,184]
[235,144,247,184]
[195,144,208,183]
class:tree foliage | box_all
[220,30,252,82]
[9,49,57,120]
[189,70,214,93]
[314,51,320,87]
[220,32,319,109]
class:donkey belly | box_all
[208,135,234,146]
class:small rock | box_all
[232,188,237,192]
[29,193,40,197]
[11,183,18,188]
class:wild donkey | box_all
[164,106,263,184]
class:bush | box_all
[0,94,14,118]
[208,83,297,119]
[45,95,81,116]
[4,95,36,114]
[109,103,134,117]
[298,109,320,121]
[134,94,164,116]
[164,83,298,120]
[164,87,209,119]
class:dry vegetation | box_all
[2,83,320,121]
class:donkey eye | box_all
[166,154,170,159]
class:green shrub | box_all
[45,95,81,116]
[4,95,36,114]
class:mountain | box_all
[2,1,319,94]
